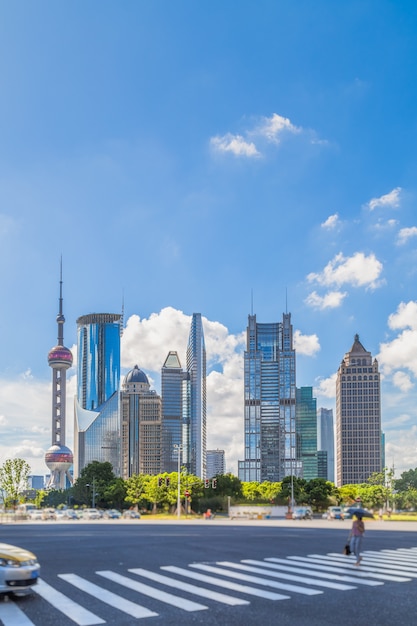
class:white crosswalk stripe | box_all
[244,558,383,586]
[160,565,290,600]
[96,570,207,612]
[128,567,250,606]
[1,547,416,625]
[189,562,323,595]
[58,573,158,619]
[34,579,105,625]
[216,560,356,591]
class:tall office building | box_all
[161,351,189,473]
[317,408,335,483]
[74,313,122,478]
[206,449,225,478]
[239,312,296,483]
[336,334,382,486]
[45,265,74,490]
[185,313,207,478]
[120,365,162,478]
[296,387,318,481]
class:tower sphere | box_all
[45,444,73,472]
[48,345,73,369]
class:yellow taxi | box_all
[0,543,40,595]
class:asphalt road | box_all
[1,518,417,626]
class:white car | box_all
[0,543,40,595]
[82,508,101,519]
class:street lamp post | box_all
[174,444,182,519]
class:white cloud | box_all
[314,373,337,399]
[210,134,260,157]
[255,113,301,143]
[367,187,402,211]
[305,290,347,310]
[307,251,384,290]
[388,301,417,331]
[392,371,414,392]
[293,330,320,356]
[397,226,417,245]
[321,213,340,230]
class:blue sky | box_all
[1,1,417,478]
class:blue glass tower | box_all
[161,351,189,473]
[239,312,296,483]
[74,313,121,478]
[296,386,318,481]
[185,313,206,478]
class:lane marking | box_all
[34,579,105,625]
[128,567,249,606]
[58,573,158,619]
[161,566,289,600]
[189,563,323,596]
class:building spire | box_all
[57,256,65,347]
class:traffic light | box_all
[204,479,210,488]
[165,477,170,487]
[158,477,163,487]
[212,479,217,489]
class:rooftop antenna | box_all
[251,288,253,315]
[120,289,125,337]
[285,287,288,314]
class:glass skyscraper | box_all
[239,312,296,483]
[185,313,206,478]
[317,407,335,483]
[74,313,122,478]
[296,387,318,481]
[161,351,189,473]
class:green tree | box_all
[103,477,127,509]
[280,476,307,506]
[0,458,31,508]
[125,474,151,508]
[258,481,282,503]
[71,461,116,507]
[209,473,242,499]
[395,467,417,492]
[242,482,262,501]
[305,478,333,510]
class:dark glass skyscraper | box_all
[74,313,122,478]
[185,313,206,478]
[239,312,296,482]
[296,387,318,481]
[161,351,189,473]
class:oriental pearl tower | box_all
[45,262,74,490]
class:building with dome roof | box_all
[120,365,162,478]
[336,334,382,486]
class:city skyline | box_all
[1,3,417,479]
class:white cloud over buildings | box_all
[307,251,384,290]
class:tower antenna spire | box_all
[251,288,254,315]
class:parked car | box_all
[28,509,44,520]
[292,506,313,520]
[122,510,141,519]
[63,509,80,520]
[103,509,121,519]
[81,508,101,520]
[326,506,344,520]
[41,508,57,520]
[0,543,40,596]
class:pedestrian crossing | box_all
[1,547,416,625]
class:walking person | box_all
[349,513,365,565]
